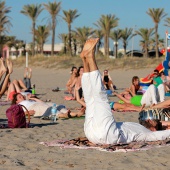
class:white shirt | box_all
[19,100,36,109]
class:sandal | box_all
[52,87,60,92]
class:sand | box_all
[1,66,170,170]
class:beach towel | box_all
[0,101,11,106]
[40,137,170,153]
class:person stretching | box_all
[80,38,170,144]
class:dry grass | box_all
[12,54,165,70]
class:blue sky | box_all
[5,0,170,50]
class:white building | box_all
[3,43,64,59]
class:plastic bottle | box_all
[51,103,57,123]
[32,84,36,95]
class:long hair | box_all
[70,66,77,74]
[132,76,139,84]
[76,66,83,77]
[11,93,20,105]
[140,119,162,131]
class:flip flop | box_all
[52,87,60,92]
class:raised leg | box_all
[0,59,13,98]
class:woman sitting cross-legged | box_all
[80,38,170,145]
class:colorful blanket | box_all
[64,96,75,101]
[0,101,11,106]
[40,137,170,153]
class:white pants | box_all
[82,70,170,144]
[141,84,165,107]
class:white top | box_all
[19,100,36,109]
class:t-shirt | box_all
[130,95,142,106]
[153,76,163,87]
[19,100,36,110]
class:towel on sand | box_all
[40,137,170,153]
[64,96,75,101]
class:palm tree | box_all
[58,33,68,54]
[0,1,11,57]
[146,8,167,58]
[62,9,80,56]
[0,1,11,35]
[149,35,165,50]
[94,29,103,55]
[73,26,94,51]
[43,1,61,56]
[94,14,119,56]
[135,28,154,58]
[35,25,50,54]
[71,32,78,56]
[6,36,16,49]
[165,17,170,27]
[110,29,121,58]
[120,28,133,56]
[21,4,43,56]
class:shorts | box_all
[109,102,115,110]
[78,87,83,99]
[9,91,17,100]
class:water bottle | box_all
[51,103,57,123]
[32,84,36,95]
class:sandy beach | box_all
[1,65,170,170]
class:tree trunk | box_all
[155,24,159,58]
[51,18,55,56]
[68,24,72,56]
[106,34,109,57]
[32,21,35,56]
[104,36,107,56]
[144,44,148,58]
[115,44,118,58]
[41,43,44,55]
[123,42,126,57]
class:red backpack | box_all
[6,104,30,128]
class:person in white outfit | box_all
[80,38,170,145]
[114,83,165,107]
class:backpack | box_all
[6,104,30,128]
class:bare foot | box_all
[6,59,13,74]
[80,38,99,59]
